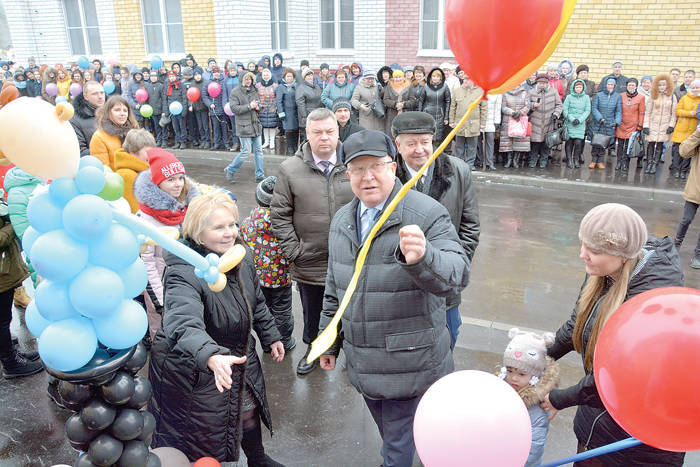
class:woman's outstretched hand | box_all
[270,341,285,362]
[207,354,247,393]
[541,393,559,420]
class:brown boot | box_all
[588,162,596,169]
[596,162,606,169]
[13,286,31,309]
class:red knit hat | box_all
[147,148,185,186]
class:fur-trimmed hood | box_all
[73,93,97,119]
[133,169,200,211]
[496,357,560,408]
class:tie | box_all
[361,208,379,242]
[319,160,333,178]
[416,176,424,192]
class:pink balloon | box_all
[45,83,59,97]
[414,370,531,466]
[151,447,190,467]
[69,83,82,98]
[135,88,149,103]
[207,82,221,98]
[223,102,234,117]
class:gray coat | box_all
[270,141,354,285]
[351,81,384,131]
[229,84,262,138]
[528,86,562,143]
[295,80,322,128]
[319,180,469,400]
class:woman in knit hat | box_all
[542,203,685,466]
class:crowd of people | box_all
[0,50,700,467]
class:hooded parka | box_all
[643,88,677,143]
[418,68,451,141]
[562,79,591,140]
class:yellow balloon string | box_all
[307,91,485,363]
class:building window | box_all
[320,0,354,50]
[141,0,185,55]
[63,0,103,55]
[270,0,288,50]
[420,0,449,50]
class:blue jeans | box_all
[446,306,462,349]
[149,116,165,144]
[171,114,186,143]
[225,135,264,179]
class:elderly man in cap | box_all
[598,61,629,94]
[319,129,469,467]
[333,97,364,142]
[392,111,479,349]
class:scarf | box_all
[167,79,181,96]
[101,119,134,139]
[139,203,187,226]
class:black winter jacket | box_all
[418,68,451,140]
[548,236,685,466]
[69,95,98,157]
[295,80,322,128]
[149,239,282,462]
[144,81,165,115]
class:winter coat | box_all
[383,80,416,136]
[643,92,677,143]
[396,155,479,308]
[615,92,645,139]
[4,168,41,240]
[548,77,565,101]
[127,79,147,121]
[548,237,685,466]
[566,78,596,100]
[186,78,207,113]
[528,86,562,143]
[598,73,629,94]
[590,88,622,137]
[338,120,364,142]
[41,66,57,104]
[376,66,393,95]
[113,148,150,213]
[202,76,226,116]
[680,127,700,204]
[321,71,356,109]
[349,62,363,85]
[674,83,690,103]
[229,83,262,138]
[562,80,591,140]
[449,85,487,138]
[316,74,333,92]
[0,216,29,293]
[671,93,700,143]
[69,94,98,156]
[89,129,123,169]
[351,80,384,131]
[557,59,574,85]
[319,180,469,400]
[255,80,278,128]
[295,79,322,128]
[484,94,503,133]
[222,73,240,109]
[164,79,187,116]
[149,239,282,462]
[25,79,41,98]
[500,86,531,152]
[240,206,290,288]
[270,53,285,83]
[144,80,165,115]
[270,141,353,285]
[418,68,451,140]
[57,76,71,98]
[275,81,298,131]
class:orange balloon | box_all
[193,457,221,467]
[594,286,700,452]
[445,0,577,93]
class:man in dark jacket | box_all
[225,72,265,182]
[392,112,479,348]
[270,53,284,83]
[674,69,696,102]
[598,61,629,94]
[144,72,166,146]
[270,108,354,375]
[319,130,469,467]
[333,97,363,141]
[70,80,105,156]
[181,66,200,148]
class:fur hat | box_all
[579,203,647,258]
[504,328,555,376]
[147,148,186,186]
[332,97,352,113]
[255,176,276,207]
[576,64,589,75]
[536,73,548,83]
[391,111,436,138]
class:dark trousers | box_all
[647,141,664,164]
[171,114,186,143]
[149,116,165,144]
[194,110,210,145]
[185,111,199,143]
[0,288,15,358]
[364,395,422,467]
[262,285,294,345]
[676,201,700,256]
[616,137,630,161]
[455,135,478,167]
[299,128,307,145]
[285,130,299,155]
[591,146,606,163]
[211,114,229,148]
[297,282,324,344]
[565,138,585,163]
[228,115,239,146]
[529,141,551,166]
[671,142,691,174]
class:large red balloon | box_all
[594,286,700,452]
[193,457,221,467]
[186,86,200,103]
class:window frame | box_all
[319,0,354,52]
[62,0,103,57]
[417,0,454,57]
[270,0,289,51]
[140,0,185,57]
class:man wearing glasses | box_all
[318,130,470,467]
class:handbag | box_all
[591,133,612,148]
[159,114,171,127]
[507,115,528,138]
[544,125,569,149]
[627,131,645,158]
[370,97,385,119]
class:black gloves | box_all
[550,114,558,124]
[572,119,580,125]
[511,111,521,119]
[643,128,650,135]
[667,126,675,134]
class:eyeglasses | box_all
[347,160,393,177]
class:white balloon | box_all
[0,97,80,179]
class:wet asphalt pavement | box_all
[2,144,699,466]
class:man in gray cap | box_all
[392,111,479,349]
[319,129,469,467]
[333,97,364,142]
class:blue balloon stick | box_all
[539,437,642,467]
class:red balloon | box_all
[207,82,221,98]
[134,88,148,104]
[594,287,700,452]
[193,457,221,467]
[186,86,201,103]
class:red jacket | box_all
[548,77,565,101]
[616,92,645,139]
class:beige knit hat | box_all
[503,328,555,376]
[578,203,648,258]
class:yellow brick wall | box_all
[545,0,700,86]
[114,0,146,66]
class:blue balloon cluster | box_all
[24,156,149,372]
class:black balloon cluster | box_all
[51,343,161,467]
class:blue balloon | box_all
[118,258,148,299]
[150,55,163,70]
[169,101,183,115]
[27,192,63,233]
[35,280,80,321]
[204,266,219,283]
[69,266,125,319]
[39,317,97,371]
[93,300,148,349]
[63,194,112,242]
[75,166,106,195]
[49,177,80,206]
[103,80,116,95]
[79,155,104,171]
[22,226,40,254]
[89,224,139,270]
[25,300,52,338]
[56,96,68,104]
[77,56,90,69]
[206,253,219,267]
[30,230,89,281]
